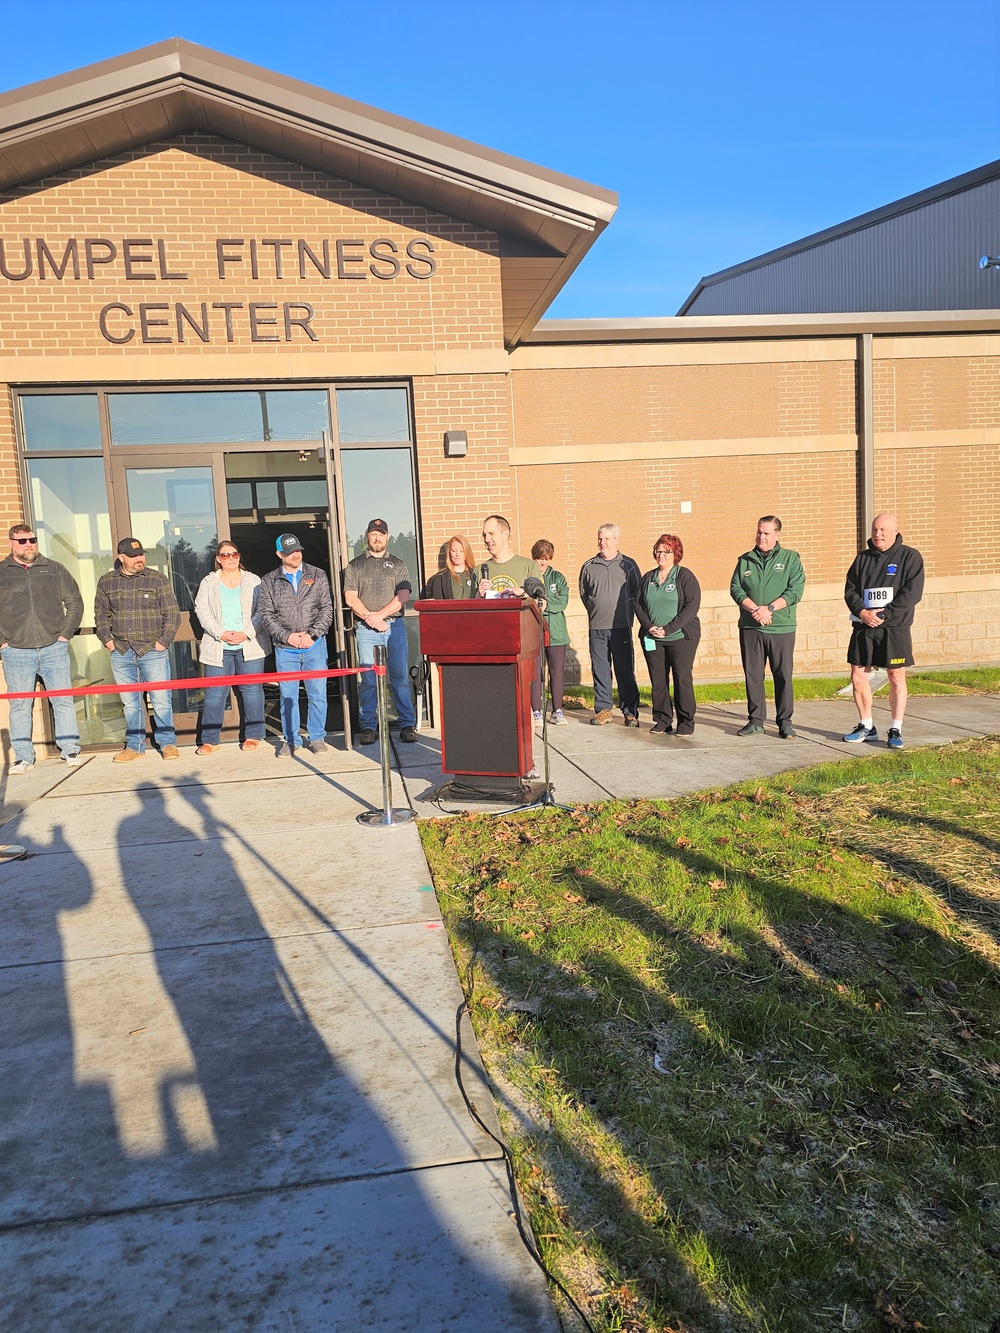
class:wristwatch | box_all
[767,602,776,612]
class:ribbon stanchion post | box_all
[356,645,414,829]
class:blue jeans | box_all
[274,638,328,745]
[110,648,176,752]
[2,640,80,765]
[355,619,415,730]
[589,627,640,716]
[200,652,266,746]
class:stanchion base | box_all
[0,844,27,861]
[356,809,415,828]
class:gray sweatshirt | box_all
[578,552,642,630]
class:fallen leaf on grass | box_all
[948,777,964,785]
[709,879,725,892]
[520,930,535,940]
[675,836,691,848]
[563,892,584,903]
[934,978,959,998]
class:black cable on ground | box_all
[453,949,598,1333]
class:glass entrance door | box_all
[112,459,221,736]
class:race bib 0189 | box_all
[863,586,894,609]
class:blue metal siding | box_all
[684,176,1000,315]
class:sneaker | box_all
[737,722,764,736]
[9,759,33,775]
[357,729,378,746]
[112,747,143,763]
[591,710,613,726]
[275,741,294,758]
[161,745,180,761]
[623,714,640,728]
[308,739,329,754]
[399,726,418,743]
[549,710,566,725]
[532,710,543,722]
[778,725,797,739]
[843,723,878,744]
[887,728,904,750]
[650,721,673,734]
[63,752,84,767]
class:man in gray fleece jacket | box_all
[578,523,642,726]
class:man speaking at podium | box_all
[477,515,544,601]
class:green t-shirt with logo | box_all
[483,554,542,595]
[641,571,685,648]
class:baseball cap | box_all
[276,533,303,554]
[366,518,389,534]
[117,537,144,556]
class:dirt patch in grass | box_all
[421,737,1000,1332]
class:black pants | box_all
[531,644,567,712]
[643,636,699,731]
[589,627,639,715]
[739,628,796,726]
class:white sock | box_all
[891,718,903,731]
[860,717,873,728]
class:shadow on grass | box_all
[435,806,1000,1333]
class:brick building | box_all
[0,40,997,744]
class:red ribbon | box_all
[0,664,379,702]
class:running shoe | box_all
[549,710,566,725]
[887,728,903,750]
[843,724,878,743]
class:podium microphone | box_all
[481,563,489,583]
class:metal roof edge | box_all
[523,310,1000,344]
[676,155,1000,311]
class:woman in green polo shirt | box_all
[531,540,570,724]
[636,533,701,735]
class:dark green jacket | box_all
[729,545,805,633]
[0,554,84,648]
[540,568,570,647]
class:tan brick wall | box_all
[0,134,502,357]
[874,355,1000,432]
[0,386,22,533]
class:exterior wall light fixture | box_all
[444,430,468,457]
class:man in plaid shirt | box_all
[95,537,181,762]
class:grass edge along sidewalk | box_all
[420,737,1000,1333]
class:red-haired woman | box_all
[636,534,701,735]
[421,535,477,599]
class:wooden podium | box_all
[415,599,543,780]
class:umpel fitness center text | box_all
[0,234,439,344]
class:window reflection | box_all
[336,389,410,443]
[124,467,217,612]
[28,457,113,619]
[109,390,331,445]
[22,395,102,452]
[341,447,419,587]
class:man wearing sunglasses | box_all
[0,523,85,773]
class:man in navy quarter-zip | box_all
[843,513,924,751]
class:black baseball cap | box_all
[276,533,303,554]
[117,537,144,556]
[366,518,389,534]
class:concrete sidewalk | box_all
[396,694,1000,813]
[1,696,996,1330]
[0,744,559,1332]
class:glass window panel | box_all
[68,635,125,747]
[124,466,218,611]
[335,389,410,443]
[21,395,102,452]
[340,447,419,588]
[28,457,113,622]
[226,481,254,511]
[283,480,328,508]
[263,391,331,441]
[256,482,280,510]
[109,392,265,445]
[225,451,323,480]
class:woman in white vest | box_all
[194,541,271,754]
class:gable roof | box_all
[679,157,1000,316]
[0,38,617,346]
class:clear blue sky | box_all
[2,0,997,318]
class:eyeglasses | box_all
[654,549,670,557]
[13,537,37,545]
[218,551,240,559]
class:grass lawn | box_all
[563,666,1000,711]
[420,737,1000,1333]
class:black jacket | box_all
[257,563,333,646]
[635,564,702,642]
[845,534,924,630]
[421,568,477,599]
[0,554,84,648]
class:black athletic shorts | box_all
[847,623,914,669]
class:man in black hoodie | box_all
[843,513,924,750]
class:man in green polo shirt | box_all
[729,515,806,738]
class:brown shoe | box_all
[113,748,143,763]
[240,739,260,751]
[195,744,220,756]
[590,710,613,726]
[161,745,180,760]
